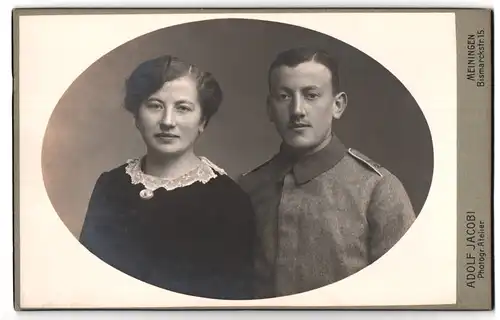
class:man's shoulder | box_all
[237,156,278,190]
[343,148,386,178]
[331,148,407,194]
[343,149,412,204]
[242,157,275,176]
[340,149,415,217]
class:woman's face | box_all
[135,75,206,157]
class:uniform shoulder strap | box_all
[347,148,383,177]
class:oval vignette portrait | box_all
[41,18,434,300]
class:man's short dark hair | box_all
[268,47,340,94]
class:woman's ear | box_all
[332,92,348,120]
[198,118,207,134]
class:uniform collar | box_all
[276,134,347,185]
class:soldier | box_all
[238,47,416,299]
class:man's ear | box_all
[332,92,348,120]
[134,115,140,129]
[266,95,274,123]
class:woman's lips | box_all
[155,132,179,138]
[154,132,180,142]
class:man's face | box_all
[267,61,346,153]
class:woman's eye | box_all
[146,102,163,110]
[176,105,192,112]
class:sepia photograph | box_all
[13,9,492,310]
[41,17,431,300]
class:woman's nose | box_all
[160,107,176,128]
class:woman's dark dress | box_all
[79,159,255,300]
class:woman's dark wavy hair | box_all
[124,55,223,126]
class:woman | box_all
[79,55,255,300]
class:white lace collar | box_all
[125,156,227,193]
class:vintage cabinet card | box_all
[13,8,493,310]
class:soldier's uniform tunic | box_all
[238,135,416,298]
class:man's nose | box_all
[159,107,176,128]
[290,94,306,117]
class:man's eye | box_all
[278,93,291,100]
[305,92,321,100]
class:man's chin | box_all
[283,135,333,156]
[283,138,316,152]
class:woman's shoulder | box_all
[99,163,128,177]
[200,158,238,188]
[204,172,255,221]
[201,159,252,202]
[92,161,133,187]
[209,173,244,192]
